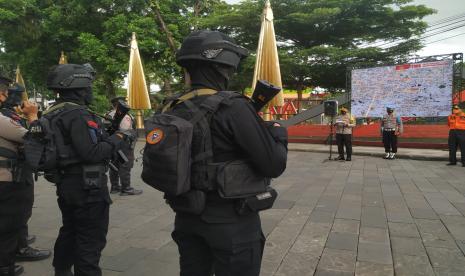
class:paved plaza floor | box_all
[22,150,465,275]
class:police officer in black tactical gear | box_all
[43,64,126,276]
[0,83,51,263]
[170,30,288,276]
[0,76,40,276]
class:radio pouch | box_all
[235,187,278,216]
[82,164,106,190]
[216,160,270,199]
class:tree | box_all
[201,0,435,93]
[0,0,224,110]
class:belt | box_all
[60,164,109,175]
[384,128,396,131]
[0,159,16,169]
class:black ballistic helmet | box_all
[111,96,126,105]
[47,63,96,90]
[176,30,249,69]
[4,83,25,108]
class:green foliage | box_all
[202,0,434,91]
[0,0,435,104]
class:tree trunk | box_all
[150,0,177,54]
[193,0,202,30]
[104,78,116,99]
[163,78,173,96]
[150,0,191,89]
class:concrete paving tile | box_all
[100,247,156,272]
[362,192,384,207]
[326,232,358,251]
[274,251,319,276]
[315,269,354,276]
[385,208,414,223]
[357,241,393,265]
[409,208,438,219]
[415,218,458,248]
[359,227,389,244]
[317,248,356,273]
[424,192,461,216]
[310,210,335,223]
[388,222,420,238]
[456,240,465,255]
[425,247,465,270]
[261,218,280,237]
[336,204,361,220]
[332,219,360,234]
[393,254,435,276]
[439,215,465,240]
[272,199,295,210]
[361,207,387,228]
[355,261,394,276]
[391,237,427,256]
[434,267,465,276]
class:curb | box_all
[288,147,450,162]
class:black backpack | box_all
[141,90,240,196]
[24,102,84,182]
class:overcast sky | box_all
[224,0,465,58]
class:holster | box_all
[0,159,20,182]
[165,190,206,215]
[235,187,278,216]
[216,160,270,199]
[82,164,107,190]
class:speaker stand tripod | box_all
[328,116,335,160]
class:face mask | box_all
[84,87,93,106]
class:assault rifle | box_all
[103,99,131,171]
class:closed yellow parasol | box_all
[127,32,151,129]
[252,0,283,112]
[59,51,68,64]
[15,66,28,101]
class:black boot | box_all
[55,268,74,276]
[120,187,143,196]
[16,246,51,262]
[110,185,122,194]
[26,235,36,245]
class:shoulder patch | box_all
[146,128,164,145]
[87,120,98,129]
[10,119,21,127]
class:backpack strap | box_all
[162,89,218,113]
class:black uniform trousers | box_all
[18,182,34,249]
[52,176,110,276]
[336,134,352,158]
[109,147,134,190]
[0,181,28,268]
[448,129,465,164]
[172,213,265,276]
[383,130,398,153]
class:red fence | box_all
[288,123,450,149]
